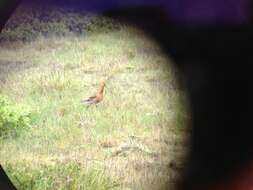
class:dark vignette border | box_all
[1,1,253,190]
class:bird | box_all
[81,80,106,105]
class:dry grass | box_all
[0,27,189,190]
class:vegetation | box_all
[0,4,120,42]
[5,161,120,190]
[0,95,32,137]
[0,4,189,190]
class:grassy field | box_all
[0,6,189,190]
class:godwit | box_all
[81,80,106,105]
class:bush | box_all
[0,95,32,137]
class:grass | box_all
[5,161,120,190]
[0,9,189,190]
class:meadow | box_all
[0,5,189,190]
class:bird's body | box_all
[81,80,105,105]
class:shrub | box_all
[0,95,32,137]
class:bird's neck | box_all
[97,86,104,95]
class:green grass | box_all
[0,8,189,190]
[4,161,120,190]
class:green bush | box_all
[0,95,32,137]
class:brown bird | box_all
[81,80,106,105]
